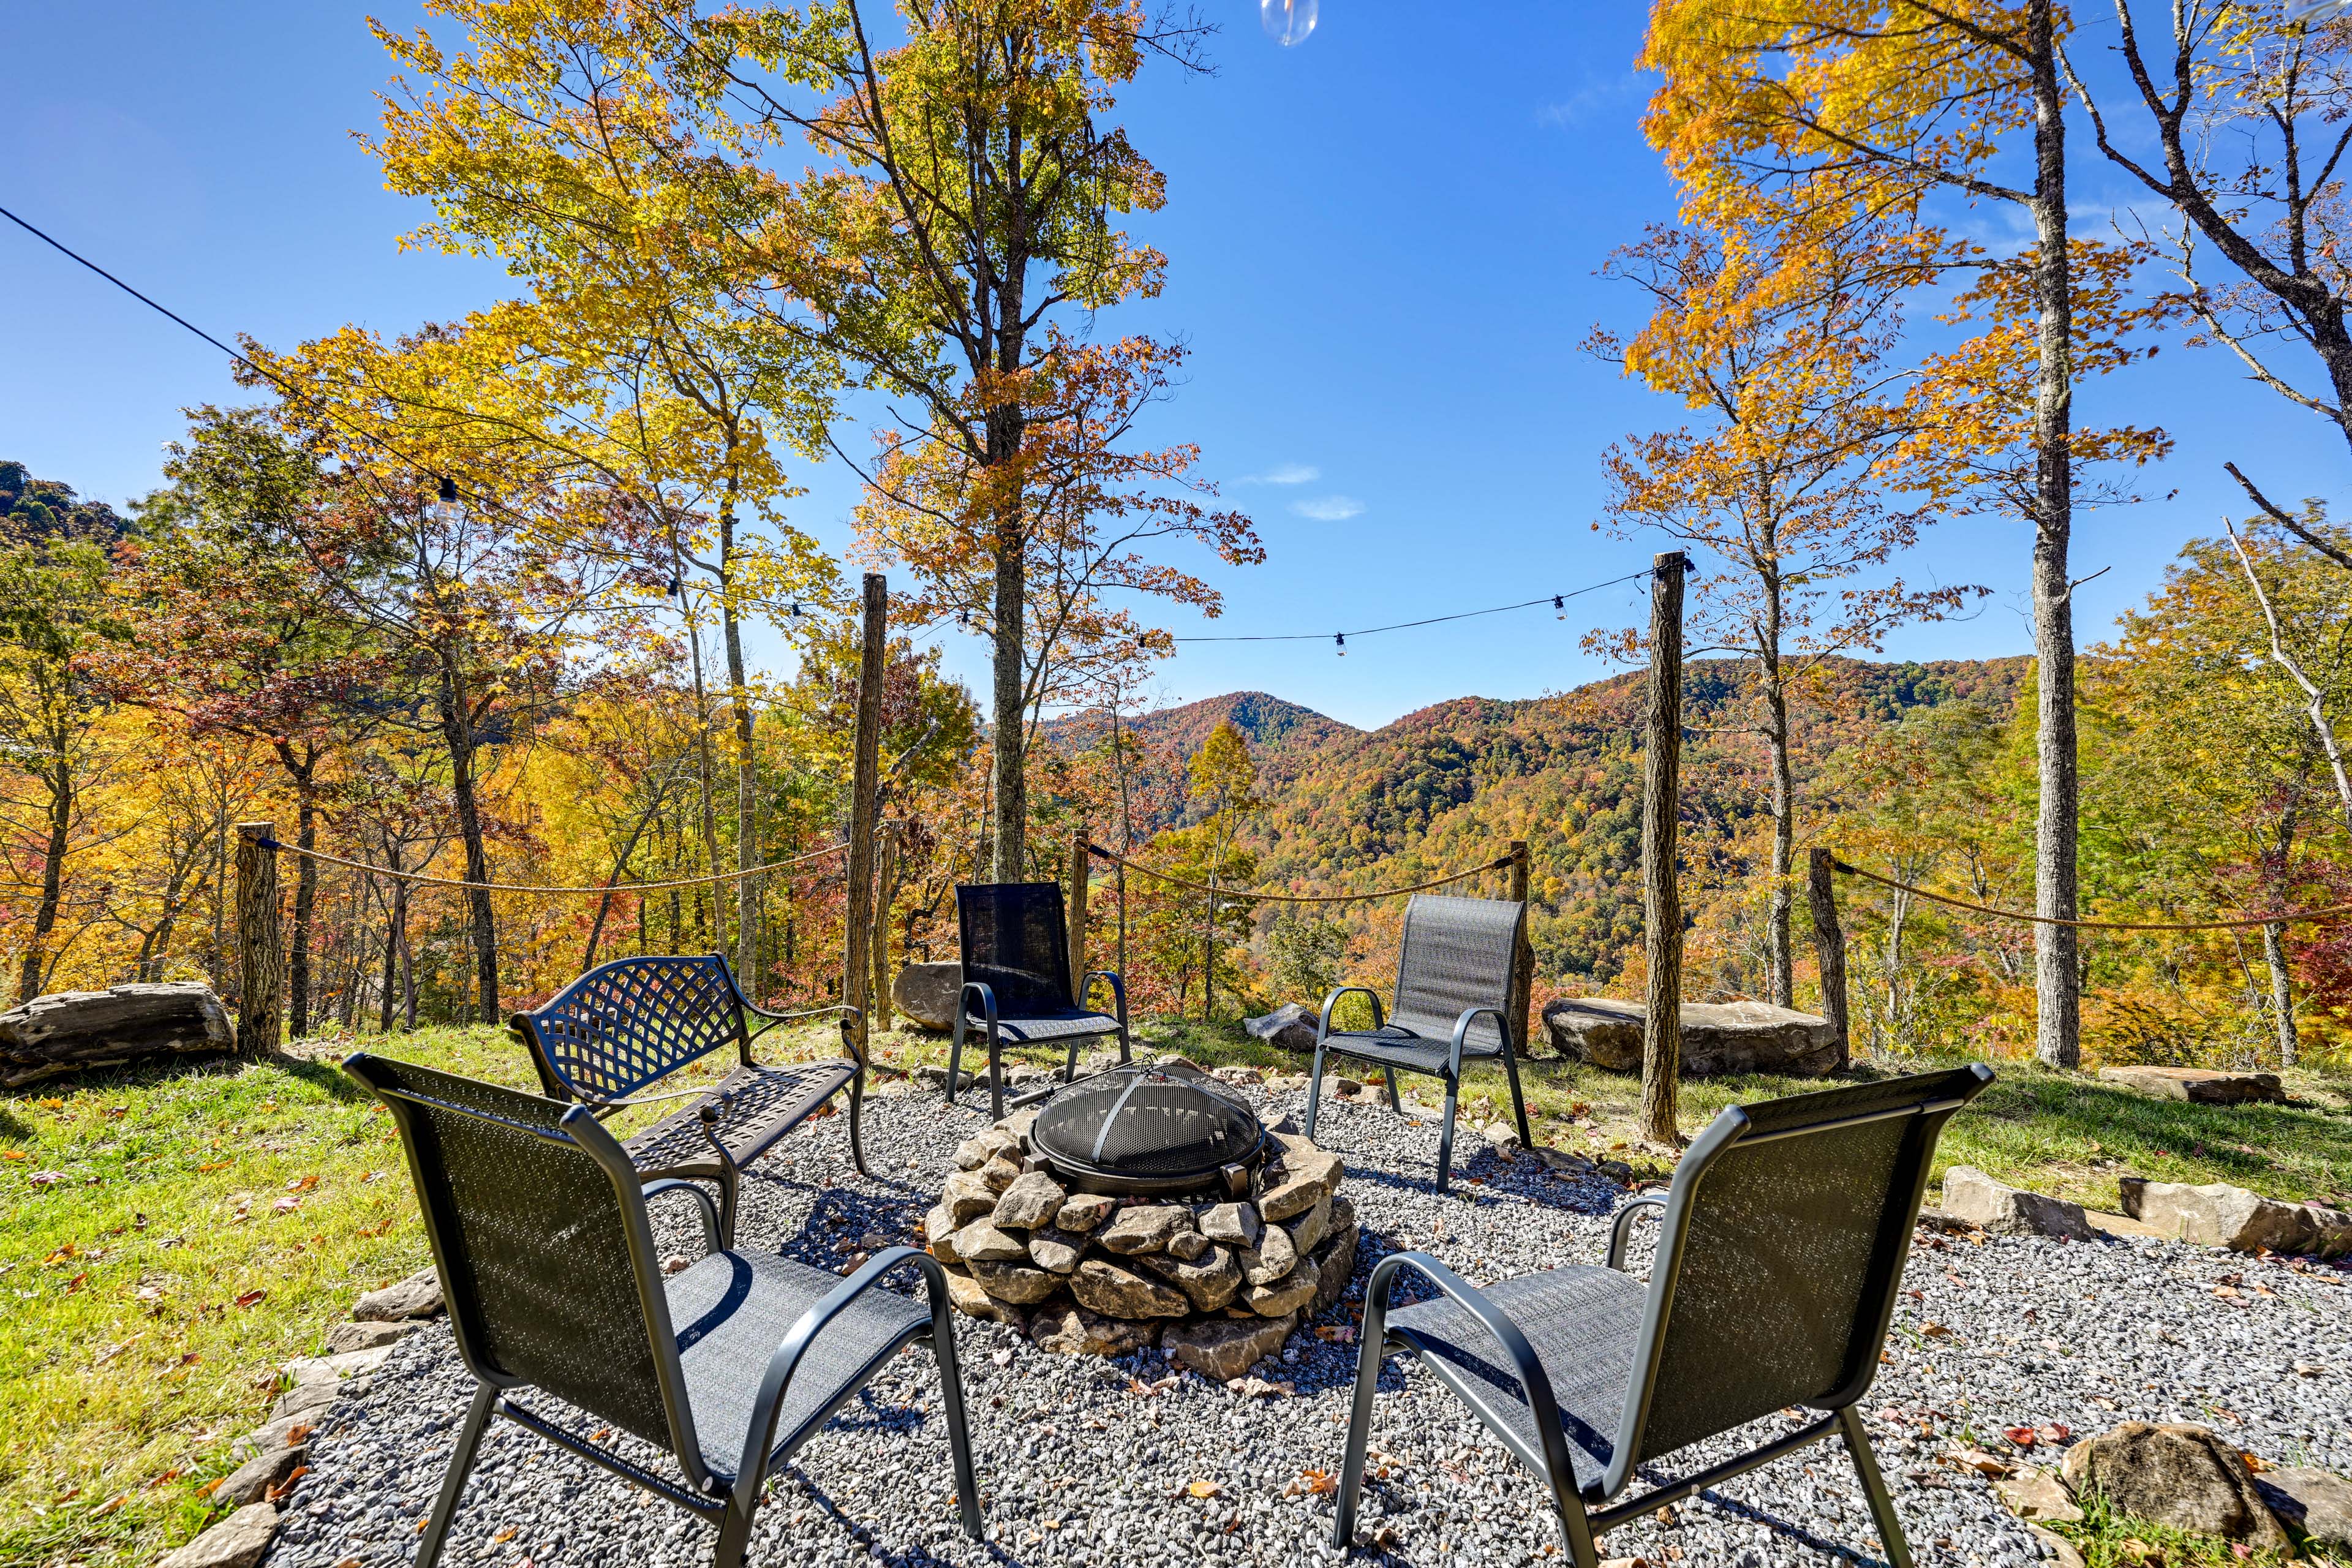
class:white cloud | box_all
[1291,495,1364,522]
[1240,462,1320,485]
[1536,71,1644,129]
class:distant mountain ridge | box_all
[1044,656,2030,986]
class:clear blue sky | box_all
[4,2,2342,730]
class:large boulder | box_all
[2061,1423,2291,1548]
[2097,1065,2286,1104]
[2258,1466,2352,1551]
[1,981,234,1088]
[891,962,962,1033]
[1943,1167,2097,1242]
[1243,1003,1319,1053]
[1541,997,1840,1077]
[2119,1178,2323,1254]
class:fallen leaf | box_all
[272,1196,302,1214]
[2003,1427,2039,1448]
[1186,1480,1221,1499]
[492,1526,518,1544]
[89,1493,127,1517]
[284,1424,313,1447]
[1,1150,24,1162]
[286,1174,318,1193]
[2038,1423,2071,1444]
[1296,1469,1338,1495]
[197,1161,231,1173]
[1921,1321,1954,1340]
[233,1289,267,1310]
[265,1466,309,1502]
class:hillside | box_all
[1047,657,2030,989]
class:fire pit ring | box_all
[1025,1061,1268,1197]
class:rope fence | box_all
[254,836,850,895]
[1830,856,2352,933]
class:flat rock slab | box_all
[1541,997,1840,1077]
[2097,1066,2285,1104]
[158,1502,277,1568]
[1943,1166,2096,1242]
[2258,1466,2352,1551]
[2120,1177,2352,1256]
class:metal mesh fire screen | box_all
[1027,1062,1266,1194]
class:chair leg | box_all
[1435,1073,1461,1194]
[1303,1042,1329,1139]
[986,1022,1005,1122]
[711,1482,756,1568]
[1839,1405,1915,1568]
[415,1383,496,1568]
[1382,1067,1400,1112]
[1549,1484,1604,1568]
[1063,1035,1082,1084]
[946,1014,967,1107]
[1330,1328,1385,1548]
[929,1330,985,1539]
[846,1069,869,1178]
[1116,1017,1132,1065]
[1502,1043,1534,1148]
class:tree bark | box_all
[718,497,761,991]
[2028,0,2081,1071]
[1762,580,1795,1009]
[277,745,319,1040]
[233,822,283,1053]
[1642,551,1687,1144]
[990,541,1028,881]
[437,671,502,1024]
[1807,847,1849,1071]
[17,754,71,1004]
[841,575,888,1062]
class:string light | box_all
[1335,633,1346,657]
[788,601,803,618]
[1554,595,1566,619]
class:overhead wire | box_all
[1167,568,1655,644]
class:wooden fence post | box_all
[1068,828,1091,994]
[1507,840,1534,1053]
[872,823,896,1035]
[1641,551,1687,1144]
[1808,847,1850,1071]
[235,822,284,1054]
[841,574,888,1063]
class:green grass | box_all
[2052,1486,2348,1567]
[7,1016,2349,1564]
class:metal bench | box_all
[509,953,865,1246]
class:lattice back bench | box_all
[510,954,866,1245]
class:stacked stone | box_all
[922,1115,1357,1379]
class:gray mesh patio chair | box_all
[1305,894,1530,1193]
[948,881,1129,1120]
[509,952,865,1247]
[1332,1064,1994,1567]
[342,1053,981,1568]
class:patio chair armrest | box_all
[639,1178,723,1256]
[1606,1194,1670,1273]
[1079,970,1126,1022]
[1363,1251,1576,1488]
[1317,987,1385,1041]
[960,982,997,1026]
[1448,1006,1510,1072]
[734,1246,952,1484]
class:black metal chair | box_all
[1333,1065,1995,1566]
[342,1053,981,1568]
[1306,893,1531,1193]
[947,881,1129,1120]
[510,952,864,1245]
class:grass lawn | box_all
[6,1016,2348,1564]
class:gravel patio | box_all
[266,1083,2352,1568]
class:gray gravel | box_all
[267,1084,2352,1568]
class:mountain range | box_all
[1044,657,2030,988]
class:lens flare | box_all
[1261,0,1317,47]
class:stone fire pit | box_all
[921,1093,1356,1381]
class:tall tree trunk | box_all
[439,672,501,1024]
[379,871,402,1035]
[682,613,726,952]
[17,756,72,1004]
[2262,920,2299,1069]
[718,497,760,989]
[1761,576,1794,1008]
[2028,0,2081,1070]
[990,541,1027,881]
[279,748,320,1040]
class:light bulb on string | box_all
[788,601,803,619]
[1261,0,1317,47]
[1335,632,1346,657]
[1554,595,1566,620]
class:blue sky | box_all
[3,2,2343,730]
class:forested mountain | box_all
[1046,657,2030,990]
